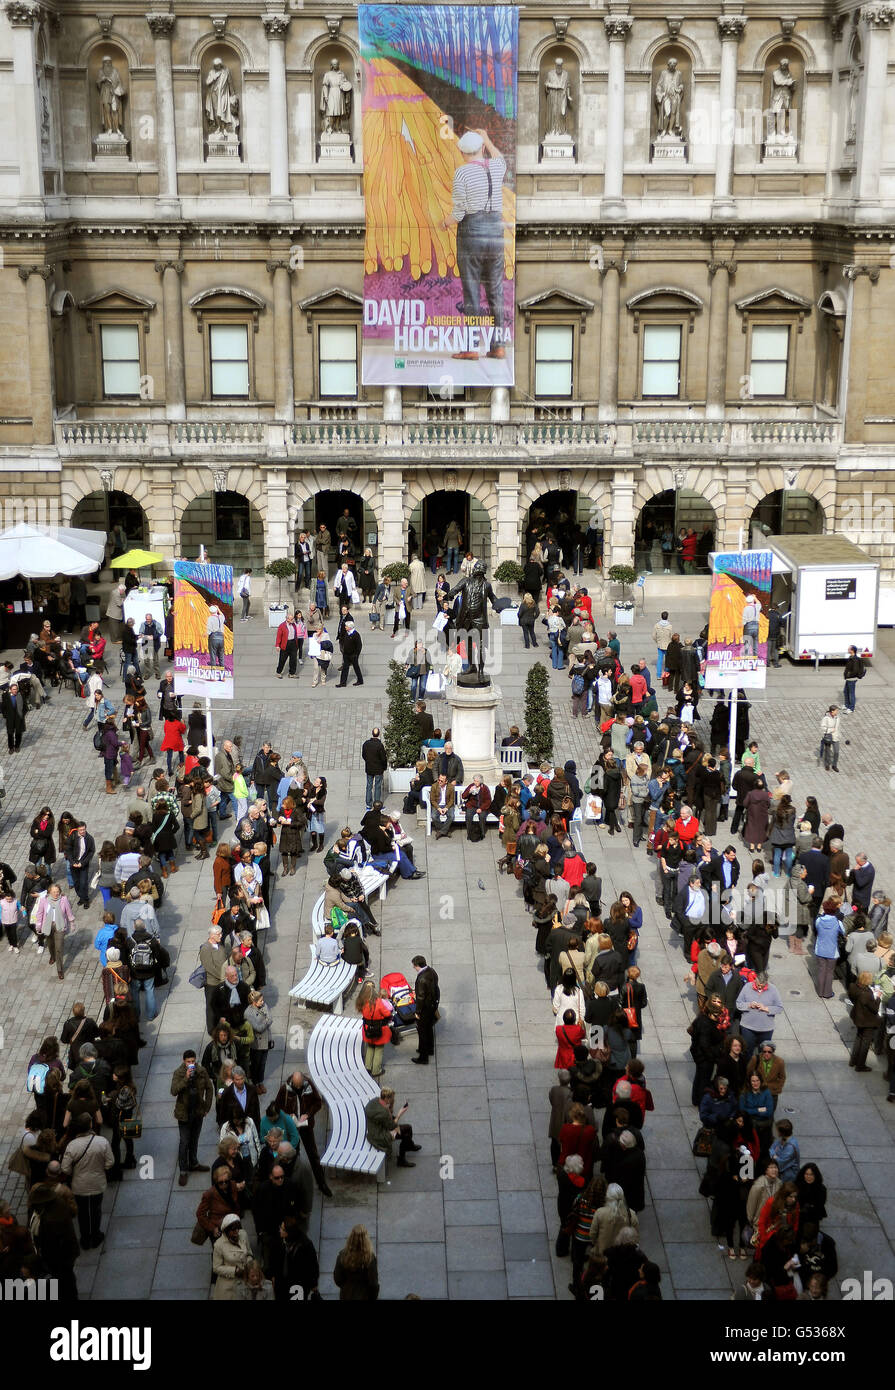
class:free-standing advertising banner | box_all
[173,561,234,700]
[706,550,772,690]
[359,4,518,388]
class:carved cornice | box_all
[717,15,748,40]
[861,2,895,26]
[18,264,54,282]
[4,2,38,26]
[154,258,184,275]
[262,12,290,38]
[146,10,175,37]
[604,15,632,41]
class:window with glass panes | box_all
[749,324,790,397]
[209,323,250,398]
[319,324,358,397]
[641,324,681,397]
[100,324,141,397]
[534,324,573,398]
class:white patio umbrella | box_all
[0,522,107,580]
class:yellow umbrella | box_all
[109,549,164,569]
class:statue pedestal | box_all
[762,133,797,161]
[319,132,352,162]
[94,131,129,163]
[447,681,502,784]
[651,135,686,162]
[542,133,574,161]
[206,131,240,160]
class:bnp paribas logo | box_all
[394,359,406,369]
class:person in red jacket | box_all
[274,615,300,679]
[160,716,186,775]
[558,1103,597,1178]
[675,806,700,845]
[555,1010,586,1069]
[681,529,699,573]
[561,846,587,890]
[628,665,648,712]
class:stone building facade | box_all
[2,1,895,585]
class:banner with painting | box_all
[706,550,772,690]
[359,3,518,388]
[173,561,234,700]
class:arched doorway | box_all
[749,490,823,542]
[526,489,578,565]
[179,490,265,571]
[71,489,148,558]
[635,489,716,573]
[309,490,376,568]
[409,490,492,571]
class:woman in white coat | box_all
[333,563,360,607]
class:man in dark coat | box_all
[336,619,363,686]
[65,822,96,909]
[1,682,26,752]
[412,955,440,1065]
[361,727,388,809]
[799,840,830,922]
[729,758,758,837]
[212,966,251,1026]
[601,1129,646,1211]
[272,1070,332,1197]
[706,955,745,1017]
[413,701,435,742]
[848,854,875,909]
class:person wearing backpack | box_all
[26,1038,65,1099]
[124,923,167,1022]
[356,983,393,1078]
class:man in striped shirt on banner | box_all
[441,128,508,361]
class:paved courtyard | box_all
[1,579,894,1300]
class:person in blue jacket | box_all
[813,899,844,999]
[698,1075,738,1130]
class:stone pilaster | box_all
[598,249,625,421]
[263,13,291,206]
[706,250,736,418]
[5,2,43,212]
[18,264,54,444]
[713,15,747,216]
[608,471,635,568]
[146,12,178,211]
[602,14,633,217]
[266,255,295,423]
[380,468,406,565]
[266,467,290,564]
[154,256,186,421]
[495,469,520,564]
[855,4,895,209]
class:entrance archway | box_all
[749,489,823,541]
[408,490,492,571]
[526,489,578,565]
[635,489,717,573]
[70,489,148,557]
[179,491,265,570]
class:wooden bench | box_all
[306,1014,385,1176]
[289,944,356,1014]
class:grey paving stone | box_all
[664,1242,735,1290]
[502,1231,550,1261]
[444,1199,501,1225]
[437,1085,490,1122]
[447,1270,509,1299]
[506,1260,556,1298]
[495,1144,541,1192]
[439,1119,495,1164]
[445,1226,505,1271]
[101,1216,164,1250]
[378,1190,445,1242]
[441,1163,498,1202]
[498,1191,548,1234]
[151,1253,213,1291]
[378,1242,447,1300]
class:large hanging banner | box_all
[359,3,518,388]
[173,561,234,700]
[706,550,772,690]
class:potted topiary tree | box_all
[607,563,637,627]
[523,662,553,766]
[384,658,422,793]
[265,557,297,627]
[381,561,411,584]
[493,559,526,601]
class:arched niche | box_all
[201,42,242,161]
[844,33,862,154]
[538,44,579,159]
[314,42,356,158]
[762,44,803,160]
[649,44,691,162]
[88,43,130,158]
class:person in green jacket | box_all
[364,1087,421,1168]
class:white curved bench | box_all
[289,944,356,1014]
[306,1015,385,1175]
[312,865,389,939]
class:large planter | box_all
[614,600,635,627]
[387,767,415,794]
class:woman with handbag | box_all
[108,1065,138,1179]
[244,989,273,1094]
[357,983,393,1078]
[621,968,648,1056]
[190,775,211,862]
[404,642,430,704]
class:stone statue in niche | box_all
[765,56,797,159]
[655,58,684,139]
[652,57,686,160]
[319,56,353,160]
[845,59,860,147]
[542,55,575,159]
[95,53,128,157]
[205,56,240,158]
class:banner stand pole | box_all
[728,687,737,807]
[205,697,214,757]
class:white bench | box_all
[499,745,526,774]
[312,864,389,940]
[421,784,502,837]
[306,1015,386,1176]
[289,944,356,1014]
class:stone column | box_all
[713,15,747,216]
[598,252,625,422]
[706,251,736,419]
[608,471,635,568]
[263,12,291,208]
[843,266,880,444]
[5,2,43,213]
[495,469,520,563]
[146,465,178,567]
[380,468,406,564]
[154,256,186,422]
[146,12,178,212]
[720,465,750,550]
[18,265,54,444]
[855,4,895,209]
[382,387,402,422]
[601,14,633,217]
[266,256,295,423]
[490,386,510,422]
